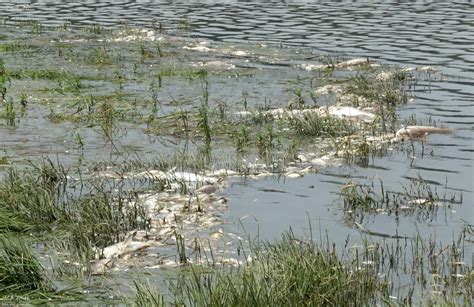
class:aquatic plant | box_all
[83,24,111,35]
[0,58,7,101]
[132,230,387,306]
[4,98,15,126]
[0,235,51,293]
[341,177,462,224]
[197,82,212,156]
[133,281,166,307]
[285,110,354,138]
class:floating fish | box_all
[326,106,376,122]
[99,232,150,260]
[335,58,373,68]
[191,61,236,70]
[300,63,327,71]
[195,184,219,195]
[395,126,453,140]
[90,258,114,275]
[169,171,218,184]
[183,45,213,52]
[284,172,303,179]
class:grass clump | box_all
[0,235,51,294]
[341,177,462,224]
[0,235,83,303]
[133,231,387,306]
[286,111,354,138]
[0,167,70,231]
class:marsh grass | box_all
[0,160,151,266]
[134,281,166,307]
[0,235,51,293]
[344,72,409,108]
[0,168,69,230]
[341,177,462,224]
[0,58,8,101]
[0,41,36,52]
[0,21,466,305]
[132,230,387,306]
[0,235,84,303]
[285,111,355,138]
[83,24,111,35]
[130,223,473,306]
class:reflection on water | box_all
[0,1,472,238]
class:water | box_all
[0,0,473,300]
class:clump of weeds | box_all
[341,176,463,225]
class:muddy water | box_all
[0,0,473,296]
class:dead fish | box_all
[300,63,327,71]
[195,184,218,194]
[98,231,150,260]
[395,126,453,140]
[90,258,114,275]
[100,232,135,259]
[192,61,236,70]
[335,58,373,68]
[326,106,376,122]
[183,45,213,52]
[284,172,303,179]
[169,171,218,184]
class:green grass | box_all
[132,230,387,306]
[130,224,473,306]
[341,177,463,224]
[0,235,51,293]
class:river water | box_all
[1,0,473,289]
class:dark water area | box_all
[0,0,472,255]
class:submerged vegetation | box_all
[0,19,470,305]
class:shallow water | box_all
[0,0,473,302]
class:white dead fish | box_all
[132,170,166,180]
[90,258,114,275]
[395,126,453,140]
[376,71,396,81]
[207,169,238,177]
[99,232,150,260]
[100,232,135,259]
[326,106,376,122]
[284,172,303,179]
[402,66,437,73]
[300,63,328,71]
[183,45,213,52]
[195,184,219,195]
[313,84,343,95]
[335,58,373,68]
[167,171,217,184]
[310,155,344,166]
[297,154,308,162]
[192,61,236,70]
[230,50,248,57]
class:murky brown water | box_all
[0,0,473,301]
